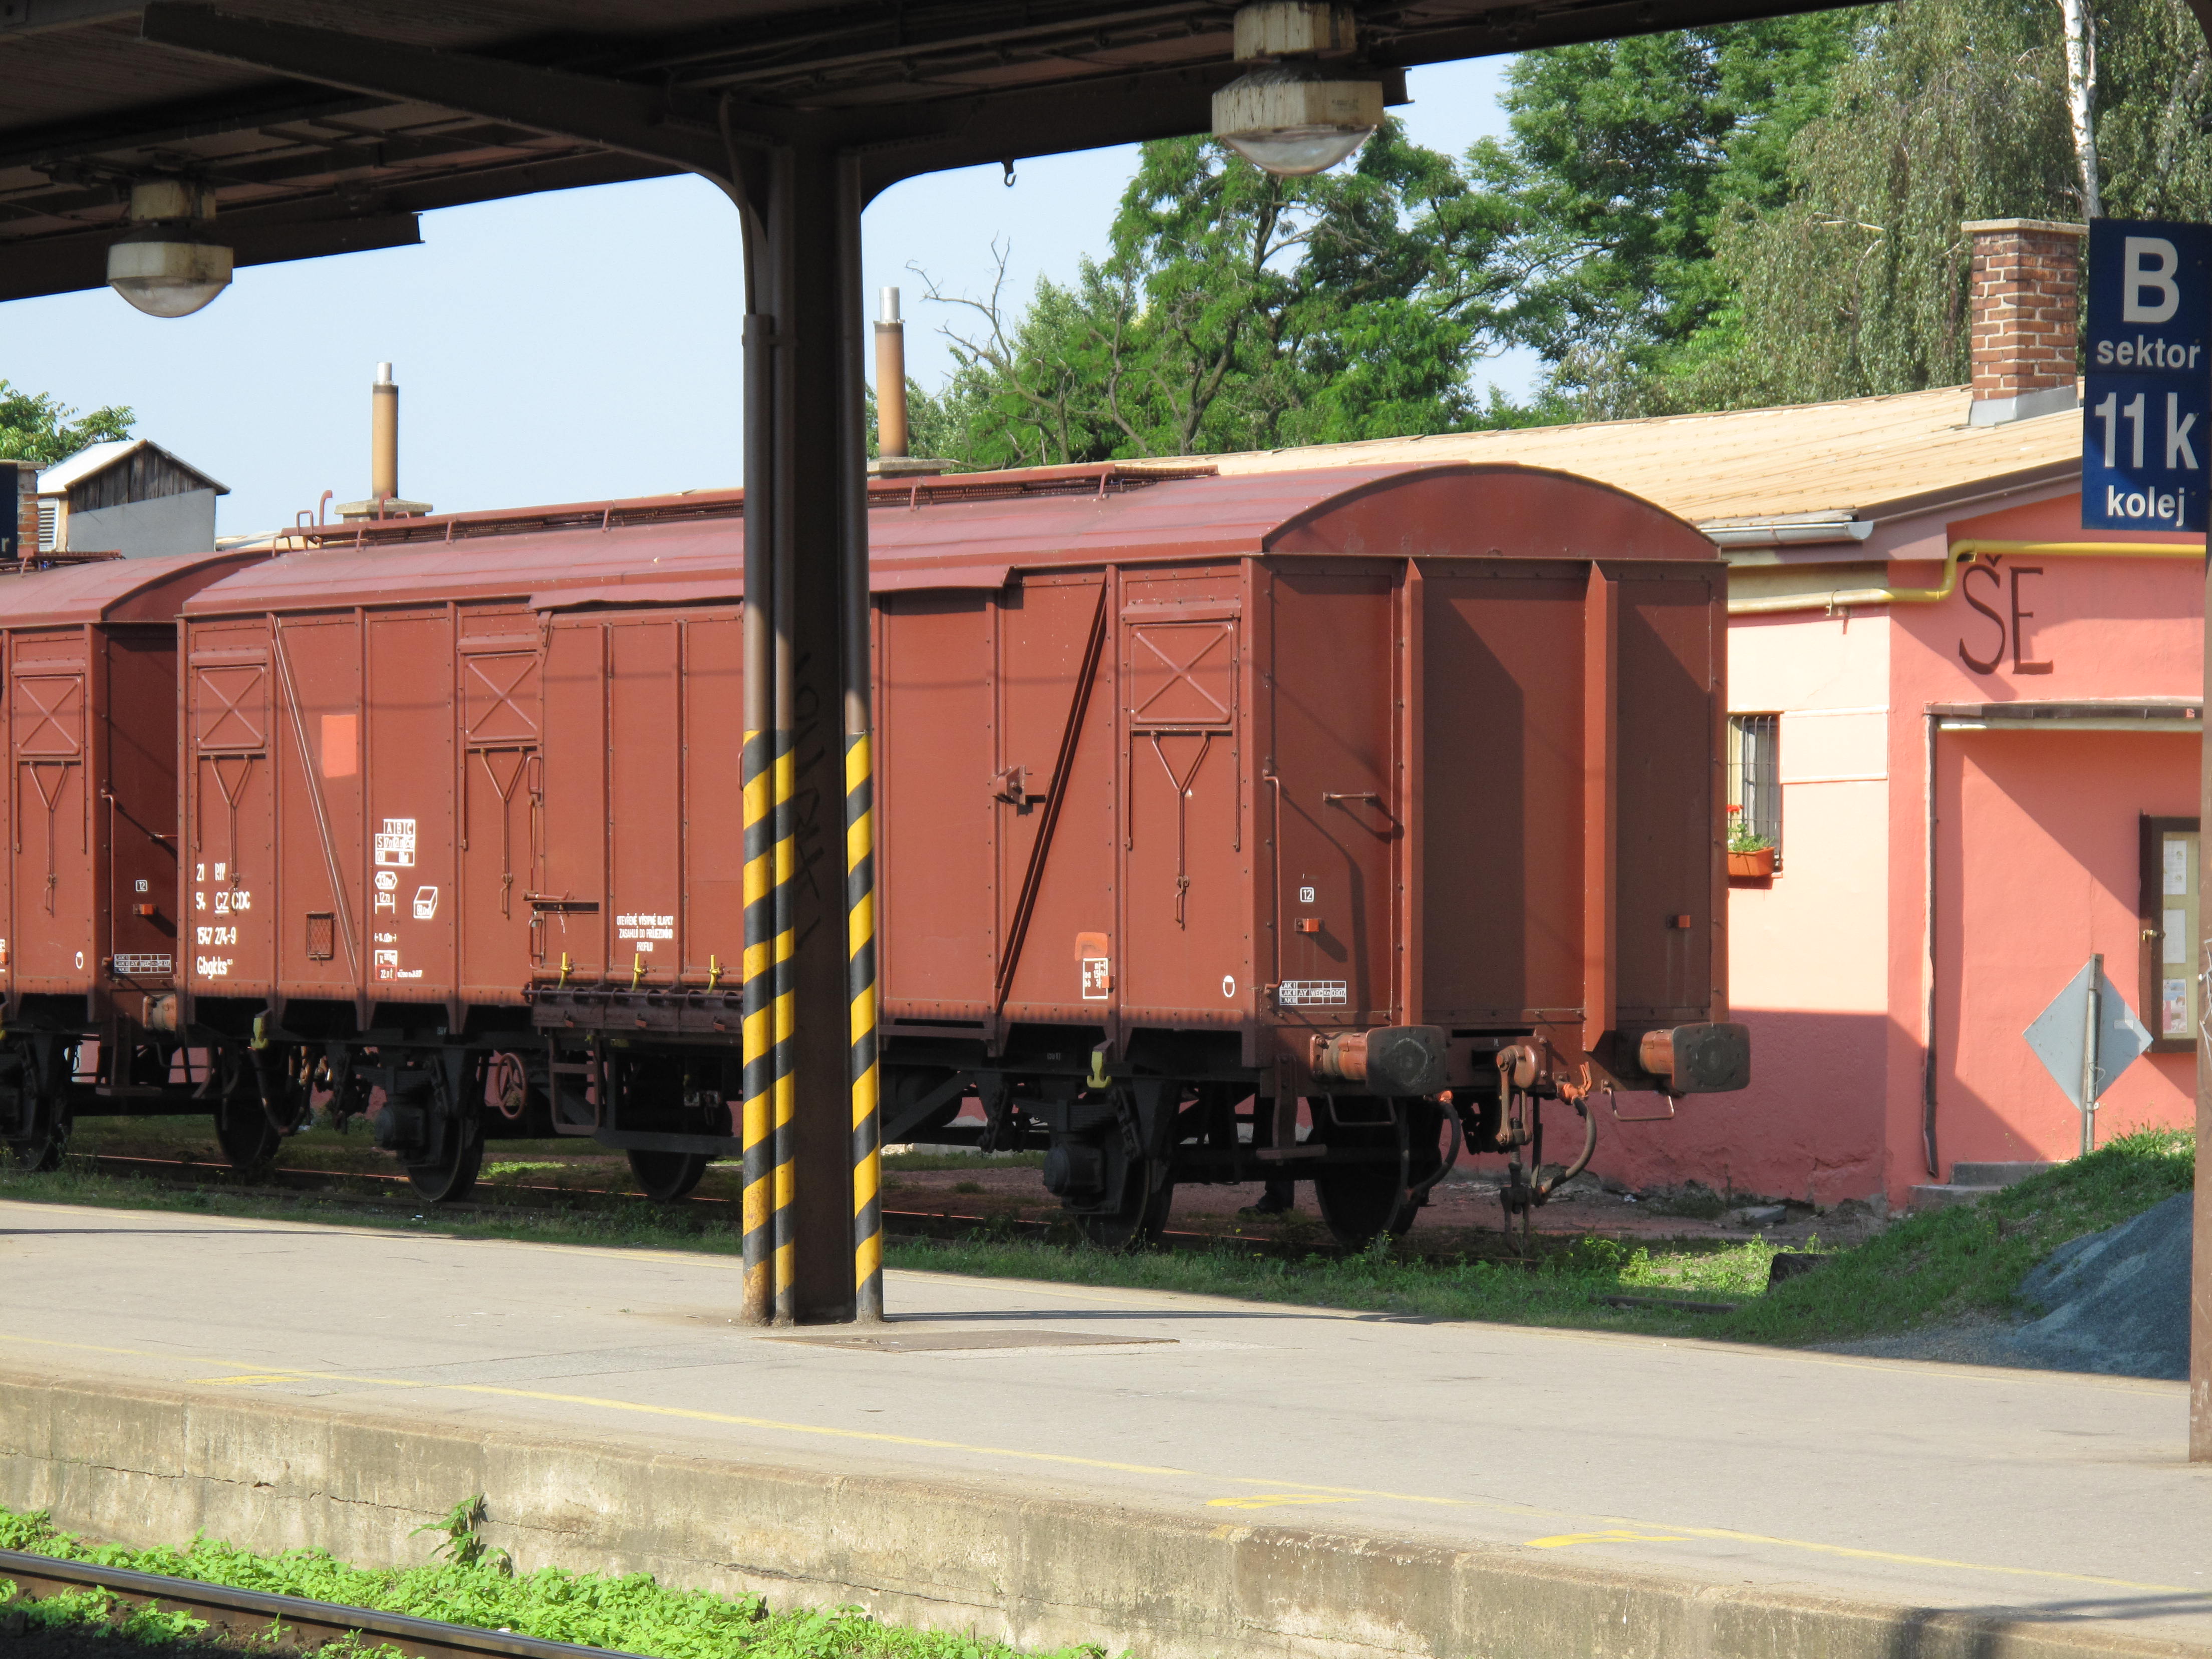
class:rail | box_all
[0,1546,649,1659]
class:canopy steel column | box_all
[136,5,877,1325]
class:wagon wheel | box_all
[1072,1157,1175,1250]
[214,1093,282,1175]
[406,1136,484,1204]
[1313,1100,1446,1249]
[213,1047,282,1174]
[628,1149,710,1203]
[4,1090,69,1173]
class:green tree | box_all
[908,121,1509,468]
[0,381,133,465]
[1470,14,1867,408]
[1704,0,2212,408]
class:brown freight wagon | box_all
[0,548,265,1168]
[176,461,1747,1234]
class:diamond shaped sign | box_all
[2024,958,2152,1111]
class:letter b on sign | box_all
[2086,218,2211,532]
[2124,236,2182,324]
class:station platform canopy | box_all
[1,0,1861,304]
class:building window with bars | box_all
[1727,713,1781,869]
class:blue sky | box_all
[0,57,1530,536]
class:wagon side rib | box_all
[992,579,1110,1018]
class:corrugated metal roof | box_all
[186,462,1716,616]
[1182,385,2080,527]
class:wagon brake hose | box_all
[1406,1097,1462,1209]
[1532,1088,1599,1203]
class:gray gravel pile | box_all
[2008,1192,2192,1380]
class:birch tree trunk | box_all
[2061,0,2103,218]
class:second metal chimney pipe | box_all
[370,361,398,503]
[874,289,908,459]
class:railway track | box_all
[62,1152,1551,1265]
[0,1547,648,1659]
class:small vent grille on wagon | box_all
[305,913,335,961]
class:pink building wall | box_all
[1597,487,2201,1209]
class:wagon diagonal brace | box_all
[271,625,359,980]
[0,1547,652,1659]
[992,579,1111,1017]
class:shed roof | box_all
[0,548,267,628]
[1182,384,2078,531]
[186,462,1716,616]
[38,439,230,498]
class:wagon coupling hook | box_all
[1085,1045,1111,1090]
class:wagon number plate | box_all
[112,954,173,976]
[1277,980,1348,1007]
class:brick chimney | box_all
[1963,218,2085,427]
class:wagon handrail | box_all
[992,579,1111,1019]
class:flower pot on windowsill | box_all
[1727,847,1776,880]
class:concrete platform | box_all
[1,1198,2207,1658]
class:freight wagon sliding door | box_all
[1267,570,1395,1027]
[188,648,272,993]
[105,631,181,987]
[1612,571,1720,1025]
[11,653,90,987]
[364,615,455,999]
[878,593,995,1017]
[605,619,682,987]
[536,619,607,979]
[459,636,540,998]
[1418,568,1589,1025]
[1120,578,1248,1022]
[271,619,365,995]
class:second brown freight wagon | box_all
[169,460,1748,1236]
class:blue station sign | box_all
[2084,218,2212,531]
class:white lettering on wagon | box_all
[374,817,418,867]
[1277,980,1349,1007]
[616,913,675,951]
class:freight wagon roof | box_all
[0,548,266,627]
[185,462,1713,616]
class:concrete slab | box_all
[1,1198,2208,1658]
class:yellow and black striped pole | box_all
[738,309,775,1325]
[847,729,883,1321]
[770,724,798,1323]
[738,726,774,1320]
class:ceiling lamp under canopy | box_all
[107,180,232,318]
[1211,3,1385,176]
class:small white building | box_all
[37,439,226,557]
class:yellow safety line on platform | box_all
[0,1331,2201,1601]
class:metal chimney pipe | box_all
[370,361,398,503]
[874,289,908,460]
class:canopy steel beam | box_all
[0,207,420,303]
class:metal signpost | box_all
[2024,954,2153,1155]
[2083,219,2212,532]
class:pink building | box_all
[1209,220,2201,1209]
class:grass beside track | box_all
[0,1128,2190,1349]
[0,1504,1106,1658]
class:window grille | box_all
[1727,713,1781,863]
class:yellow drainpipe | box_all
[1727,538,2204,616]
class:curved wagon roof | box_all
[185,462,1717,618]
[0,549,267,628]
